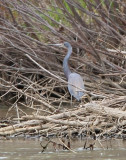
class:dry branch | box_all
[85,102,126,119]
[0,100,126,136]
[0,0,126,138]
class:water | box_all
[0,138,126,160]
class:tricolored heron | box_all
[63,42,84,101]
[49,42,84,101]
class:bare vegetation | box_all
[0,0,126,138]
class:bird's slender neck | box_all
[63,46,72,80]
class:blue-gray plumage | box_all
[63,42,84,101]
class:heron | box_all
[63,42,84,101]
[49,42,84,101]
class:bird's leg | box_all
[70,95,73,107]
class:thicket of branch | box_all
[0,0,126,137]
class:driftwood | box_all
[0,99,126,137]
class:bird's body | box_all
[63,42,84,101]
[68,72,84,101]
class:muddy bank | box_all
[0,0,126,142]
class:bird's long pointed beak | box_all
[47,43,63,47]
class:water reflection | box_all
[0,138,126,160]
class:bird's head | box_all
[63,42,71,48]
